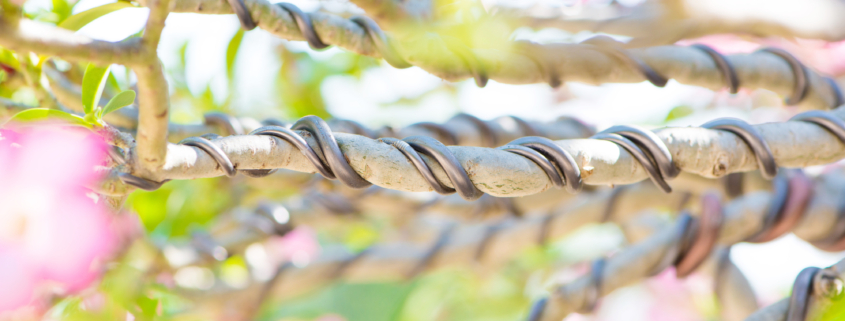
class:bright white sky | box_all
[31,0,845,308]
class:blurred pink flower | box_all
[0,128,115,312]
[265,227,320,267]
[644,268,701,321]
[678,36,845,76]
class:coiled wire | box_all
[592,125,678,193]
[221,1,843,100]
[120,111,845,198]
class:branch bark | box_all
[505,0,845,44]
[537,170,845,321]
[134,0,843,109]
[134,109,845,197]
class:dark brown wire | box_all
[701,117,778,180]
[581,35,668,88]
[757,47,810,106]
[675,193,723,278]
[691,44,740,94]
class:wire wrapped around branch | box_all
[130,0,845,108]
[746,259,845,321]
[120,108,845,198]
[528,167,845,321]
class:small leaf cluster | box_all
[5,63,135,129]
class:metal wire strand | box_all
[701,117,779,180]
[276,3,329,50]
[178,136,237,177]
[441,35,489,88]
[226,0,257,30]
[513,40,562,88]
[825,77,845,108]
[348,15,412,69]
[791,110,845,142]
[403,135,483,200]
[453,113,497,147]
[581,35,669,88]
[580,258,607,313]
[592,132,673,193]
[214,1,844,101]
[747,170,814,243]
[292,116,372,188]
[378,137,455,195]
[691,44,740,94]
[787,267,822,321]
[205,111,245,136]
[597,124,679,183]
[505,136,583,193]
[757,47,810,106]
[674,193,723,278]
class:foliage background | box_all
[3,0,845,320]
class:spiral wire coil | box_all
[220,1,843,102]
[120,108,845,202]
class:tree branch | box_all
[0,18,144,66]
[128,109,845,197]
[132,0,172,176]
[138,0,842,109]
[537,170,845,321]
[503,0,845,44]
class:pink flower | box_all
[0,128,116,313]
[265,227,320,268]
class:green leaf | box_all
[81,63,110,115]
[5,108,92,128]
[0,49,21,72]
[101,90,135,116]
[664,105,694,123]
[57,2,133,31]
[226,29,244,80]
[52,0,72,23]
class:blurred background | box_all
[3,0,845,320]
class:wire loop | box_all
[786,267,821,321]
[582,36,668,88]
[404,135,483,200]
[505,136,583,193]
[757,47,810,106]
[675,193,723,278]
[349,15,411,69]
[691,44,740,94]
[592,132,672,193]
[701,117,778,179]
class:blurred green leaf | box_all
[82,63,110,115]
[819,298,845,321]
[0,48,21,72]
[226,29,244,81]
[664,105,694,123]
[101,90,135,116]
[58,2,133,31]
[126,179,232,237]
[52,0,72,23]
[262,282,415,321]
[5,108,92,128]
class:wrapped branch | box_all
[745,257,845,321]
[118,109,845,199]
[501,0,845,44]
[132,0,844,109]
[530,169,845,321]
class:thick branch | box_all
[133,109,845,197]
[537,170,845,321]
[143,0,841,109]
[508,0,845,43]
[0,18,144,66]
[132,0,172,175]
